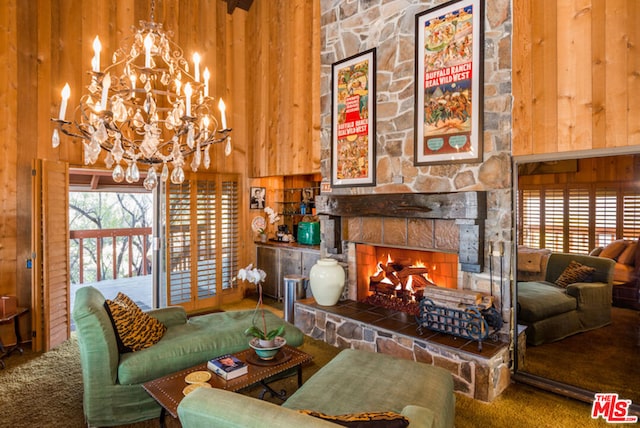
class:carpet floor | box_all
[521,306,640,405]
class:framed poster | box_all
[331,48,376,187]
[249,187,265,209]
[414,0,483,165]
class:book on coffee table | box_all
[207,354,248,380]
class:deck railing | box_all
[70,227,152,284]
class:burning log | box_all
[371,281,396,295]
[397,266,429,278]
[370,271,386,283]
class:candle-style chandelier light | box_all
[51,1,231,191]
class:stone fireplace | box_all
[293,191,512,402]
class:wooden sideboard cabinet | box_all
[256,243,320,300]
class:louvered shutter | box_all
[595,188,618,247]
[32,159,70,351]
[167,180,193,304]
[520,189,541,247]
[196,179,217,300]
[220,178,239,290]
[166,173,241,311]
[622,189,640,240]
[567,188,590,254]
[543,189,564,252]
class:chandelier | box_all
[51,1,231,191]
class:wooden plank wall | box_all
[246,0,321,177]
[513,0,640,156]
[518,155,640,186]
[0,1,19,303]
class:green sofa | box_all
[178,348,455,428]
[517,252,615,345]
[72,286,304,427]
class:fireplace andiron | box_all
[416,298,503,351]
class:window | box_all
[594,188,618,247]
[520,189,541,248]
[543,189,564,251]
[167,173,240,310]
[519,184,640,254]
[567,188,590,254]
[622,191,640,240]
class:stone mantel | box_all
[315,191,486,220]
[316,192,486,272]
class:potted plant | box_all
[236,264,286,356]
[257,228,267,243]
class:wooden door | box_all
[32,159,70,351]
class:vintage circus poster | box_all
[415,0,483,165]
[331,48,376,187]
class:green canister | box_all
[297,221,320,245]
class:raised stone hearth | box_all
[295,299,511,402]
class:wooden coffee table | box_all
[142,345,312,426]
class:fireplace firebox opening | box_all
[355,244,459,315]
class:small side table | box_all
[0,307,28,369]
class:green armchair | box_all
[517,253,615,345]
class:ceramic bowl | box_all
[249,336,286,360]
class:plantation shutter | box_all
[543,189,564,252]
[595,189,617,247]
[166,173,240,311]
[167,180,192,305]
[32,159,70,352]
[519,182,640,253]
[567,188,590,254]
[622,190,640,240]
[196,179,217,300]
[220,179,239,290]
[520,189,541,247]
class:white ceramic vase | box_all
[309,258,345,306]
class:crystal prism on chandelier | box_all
[51,11,232,191]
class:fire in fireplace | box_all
[355,244,459,315]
